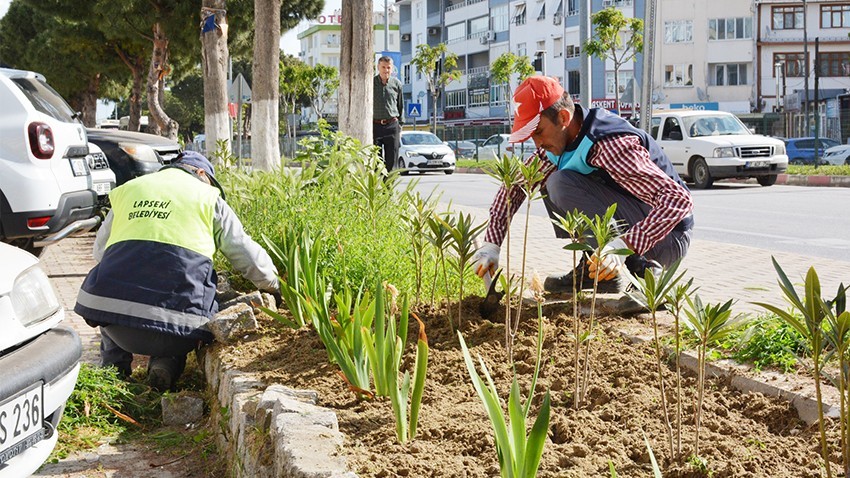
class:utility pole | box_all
[384,0,389,51]
[639,0,657,132]
[803,0,810,137]
[814,37,820,167]
[579,0,591,109]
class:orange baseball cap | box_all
[509,76,565,143]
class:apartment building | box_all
[755,0,850,138]
[654,0,755,114]
[297,9,400,124]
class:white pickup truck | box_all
[651,110,788,189]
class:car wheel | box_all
[690,157,714,189]
[757,175,777,187]
[396,157,409,176]
[845,158,850,166]
[790,158,805,165]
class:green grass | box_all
[456,158,494,169]
[786,164,850,176]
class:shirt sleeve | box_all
[484,149,556,246]
[213,198,280,292]
[397,81,405,124]
[588,134,694,255]
[92,210,114,263]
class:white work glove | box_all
[588,237,631,281]
[472,241,500,279]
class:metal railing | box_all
[446,0,486,12]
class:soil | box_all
[219,297,840,478]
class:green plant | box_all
[402,191,439,304]
[552,208,593,411]
[626,260,686,460]
[362,281,409,397]
[425,211,455,318]
[458,332,551,478]
[822,283,849,475]
[262,228,324,328]
[441,211,487,329]
[665,277,697,458]
[684,295,742,457]
[483,154,524,353]
[754,259,833,478]
[385,313,429,443]
[580,204,629,404]
[731,314,805,372]
[510,155,547,359]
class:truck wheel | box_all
[757,175,777,187]
[690,157,714,189]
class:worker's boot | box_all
[147,357,180,392]
[543,256,625,295]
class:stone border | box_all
[202,345,358,478]
[776,174,850,187]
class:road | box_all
[404,174,850,262]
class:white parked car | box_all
[651,110,788,188]
[823,144,850,166]
[0,68,98,256]
[477,134,537,161]
[396,131,456,175]
[0,242,81,477]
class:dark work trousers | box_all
[542,169,693,267]
[374,121,400,172]
[100,324,199,380]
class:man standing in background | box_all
[373,56,404,172]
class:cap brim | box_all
[509,114,540,143]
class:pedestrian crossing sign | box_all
[407,102,422,118]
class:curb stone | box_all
[203,345,357,478]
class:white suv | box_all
[0,242,81,476]
[0,68,99,256]
[651,110,788,189]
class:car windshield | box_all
[402,133,442,146]
[684,115,750,137]
[12,78,77,123]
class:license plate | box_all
[94,181,112,195]
[747,161,769,168]
[427,160,443,166]
[0,384,45,465]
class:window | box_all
[490,84,509,106]
[708,18,753,40]
[470,16,489,34]
[822,4,850,28]
[664,64,693,87]
[664,20,693,43]
[447,23,466,43]
[568,0,577,15]
[469,88,490,107]
[403,65,411,84]
[416,33,423,47]
[772,6,804,30]
[445,90,467,108]
[415,0,423,19]
[513,3,527,25]
[605,71,634,96]
[661,118,683,141]
[492,5,509,31]
[536,40,545,52]
[553,37,563,57]
[711,63,748,86]
[537,3,546,20]
[565,44,581,58]
[774,53,806,77]
[816,52,850,77]
[567,70,580,95]
[517,42,527,57]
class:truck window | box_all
[662,118,683,141]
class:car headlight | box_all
[405,150,419,158]
[713,147,736,158]
[119,143,159,163]
[774,144,786,155]
[10,265,60,327]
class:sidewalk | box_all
[450,202,850,315]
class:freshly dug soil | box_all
[219,298,838,477]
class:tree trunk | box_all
[201,0,231,159]
[114,47,145,132]
[147,22,179,140]
[339,0,373,144]
[76,74,100,127]
[251,0,281,171]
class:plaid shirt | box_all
[483,133,694,256]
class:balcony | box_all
[445,0,488,25]
[446,0,486,13]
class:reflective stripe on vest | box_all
[106,168,219,258]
